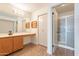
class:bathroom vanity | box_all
[0,33,36,56]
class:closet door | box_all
[38,14,48,47]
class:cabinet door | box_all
[13,36,23,52]
[0,37,13,56]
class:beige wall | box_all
[22,18,32,45]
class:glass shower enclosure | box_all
[52,3,74,56]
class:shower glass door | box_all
[59,15,74,48]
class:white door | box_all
[38,14,48,47]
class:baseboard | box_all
[37,44,47,48]
[24,43,35,46]
[24,43,47,49]
[30,42,47,48]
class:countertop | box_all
[0,32,36,38]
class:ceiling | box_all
[0,3,58,18]
[55,4,74,14]
[10,3,50,12]
[0,3,51,17]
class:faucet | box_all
[8,30,13,35]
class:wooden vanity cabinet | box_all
[0,33,35,56]
[13,36,23,52]
[0,37,13,56]
[0,36,23,56]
